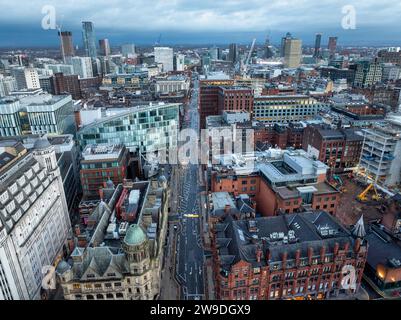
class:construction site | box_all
[332,173,389,227]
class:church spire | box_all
[352,215,366,239]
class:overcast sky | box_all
[0,0,400,47]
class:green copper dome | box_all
[124,224,147,246]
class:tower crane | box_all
[242,38,256,77]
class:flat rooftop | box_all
[259,152,327,185]
[211,192,236,210]
[82,144,125,161]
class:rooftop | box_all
[82,144,125,161]
[365,224,401,272]
[215,211,356,270]
[259,151,327,185]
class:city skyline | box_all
[0,0,401,47]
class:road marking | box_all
[184,214,199,218]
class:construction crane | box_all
[357,183,382,202]
[155,34,162,46]
[242,38,256,77]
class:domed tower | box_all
[158,174,168,189]
[122,224,150,274]
[32,136,58,175]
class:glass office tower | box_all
[82,21,97,59]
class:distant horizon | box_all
[1,0,401,48]
[1,28,401,49]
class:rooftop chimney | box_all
[354,238,362,253]
[256,247,262,263]
[295,249,301,266]
[307,247,314,265]
[334,242,340,255]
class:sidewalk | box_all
[160,167,180,300]
[327,287,370,300]
[160,222,180,300]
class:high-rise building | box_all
[154,47,174,72]
[82,21,97,59]
[11,67,40,90]
[121,44,136,58]
[264,36,274,59]
[314,33,322,58]
[0,139,71,299]
[209,46,220,60]
[228,43,238,63]
[328,36,338,58]
[284,38,302,68]
[358,115,401,186]
[199,78,235,128]
[58,31,75,60]
[280,32,292,57]
[99,39,111,57]
[174,53,185,71]
[353,58,382,88]
[68,57,93,79]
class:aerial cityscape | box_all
[2,0,401,307]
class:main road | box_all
[174,76,205,300]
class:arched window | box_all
[106,293,114,299]
[87,294,94,300]
[96,294,104,299]
[116,293,124,299]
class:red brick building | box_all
[210,150,340,217]
[80,144,129,199]
[199,79,234,128]
[212,211,367,300]
[302,125,363,172]
[53,72,81,99]
[217,87,254,115]
[199,80,254,129]
[236,122,304,150]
